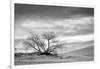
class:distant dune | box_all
[67,46,94,56]
[58,46,94,62]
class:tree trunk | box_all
[40,51,51,55]
[47,40,50,50]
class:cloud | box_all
[21,20,54,28]
[57,34,94,43]
[15,4,94,20]
[53,16,94,35]
[15,4,94,39]
[15,16,94,39]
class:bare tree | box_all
[23,32,66,55]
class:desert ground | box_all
[15,46,94,65]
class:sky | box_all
[14,4,94,53]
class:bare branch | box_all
[23,32,46,53]
[23,40,41,52]
[42,32,56,40]
[49,42,67,52]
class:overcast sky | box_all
[14,4,94,53]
